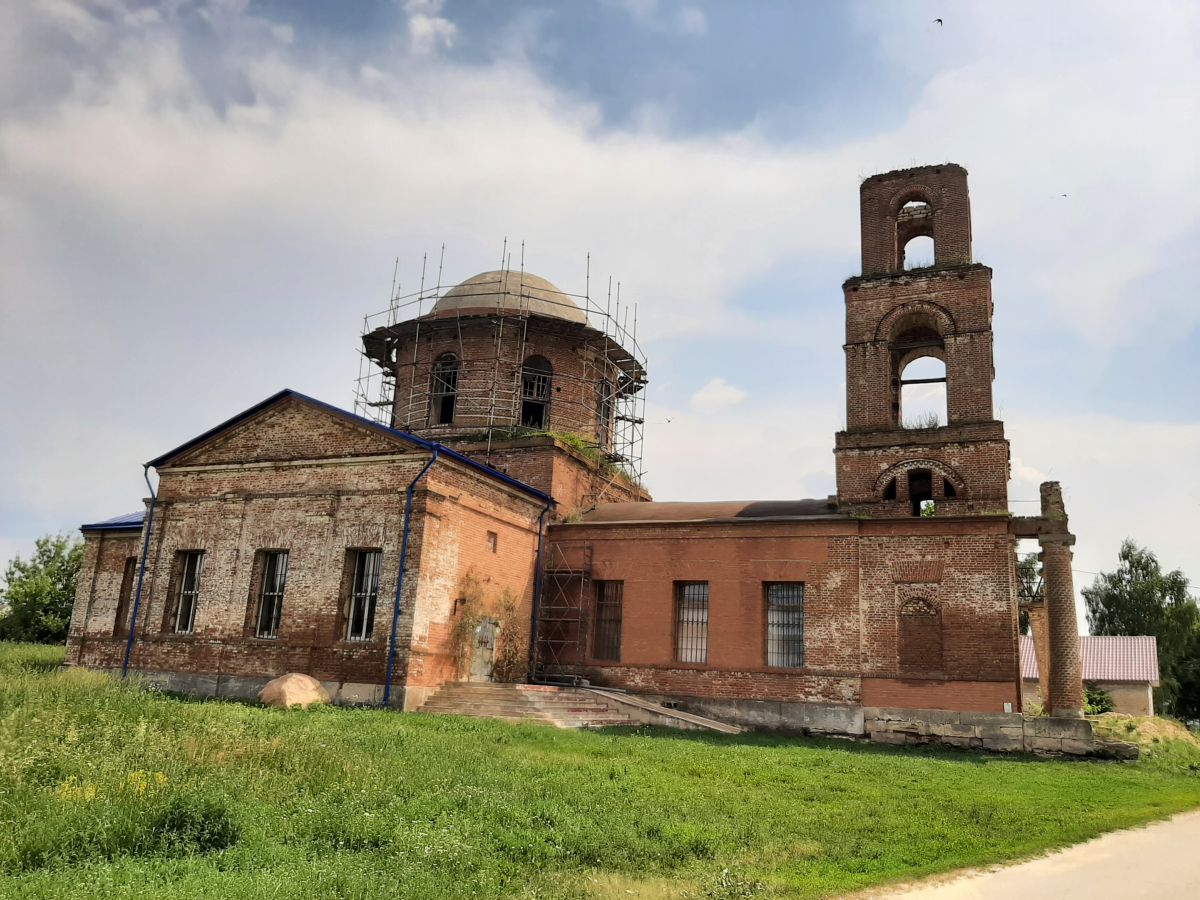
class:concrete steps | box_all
[417,682,743,733]
[417,682,638,729]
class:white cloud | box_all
[1008,413,1200,626]
[689,377,747,414]
[0,0,1198,618]
[404,0,457,54]
[610,0,707,36]
[645,392,840,502]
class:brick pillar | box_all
[1025,602,1051,708]
[1039,482,1083,718]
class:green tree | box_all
[1083,539,1200,717]
[1016,553,1041,635]
[0,534,84,644]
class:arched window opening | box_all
[908,468,933,517]
[430,354,459,426]
[899,355,946,429]
[898,598,942,675]
[896,193,935,270]
[521,355,553,430]
[882,478,897,501]
[595,378,614,450]
[902,235,935,269]
[943,478,957,499]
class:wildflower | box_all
[124,770,169,795]
[55,777,99,802]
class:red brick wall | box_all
[837,165,1008,519]
[862,678,1016,713]
[543,516,1019,711]
[389,317,627,448]
[842,267,996,430]
[452,439,647,516]
[858,163,972,275]
[66,529,141,665]
[403,467,545,696]
[70,399,544,697]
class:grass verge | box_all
[2,642,1199,899]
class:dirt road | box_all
[870,809,1200,898]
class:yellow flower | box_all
[55,777,99,802]
[123,770,168,795]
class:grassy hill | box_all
[2,642,1199,899]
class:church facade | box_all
[66,163,1088,731]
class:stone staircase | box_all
[417,682,744,733]
[417,683,636,728]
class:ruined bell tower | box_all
[835,163,1010,517]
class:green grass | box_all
[2,642,1200,899]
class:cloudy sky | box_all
[2,0,1198,616]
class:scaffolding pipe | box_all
[122,465,158,678]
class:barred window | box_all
[765,582,805,668]
[520,355,552,429]
[173,551,204,635]
[674,582,709,664]
[430,353,459,425]
[255,550,289,639]
[345,550,382,642]
[592,580,623,662]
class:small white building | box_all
[1020,635,1159,716]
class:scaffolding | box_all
[535,540,593,679]
[353,252,648,486]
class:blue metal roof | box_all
[144,389,552,504]
[80,511,145,533]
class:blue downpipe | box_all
[383,449,440,707]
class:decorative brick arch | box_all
[874,459,965,499]
[898,597,943,675]
[873,299,956,343]
[888,184,938,216]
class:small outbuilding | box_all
[1020,635,1159,716]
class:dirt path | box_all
[866,809,1200,898]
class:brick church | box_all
[66,164,1088,734]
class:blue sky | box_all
[1,0,1198,611]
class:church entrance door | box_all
[469,619,498,682]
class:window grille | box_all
[765,582,804,668]
[256,550,289,639]
[520,356,552,429]
[346,550,381,642]
[174,551,204,635]
[674,582,709,664]
[430,354,459,425]
[592,580,623,661]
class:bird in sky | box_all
[934,18,943,26]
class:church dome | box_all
[430,270,587,324]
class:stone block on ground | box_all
[1028,716,1093,740]
[259,673,331,709]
